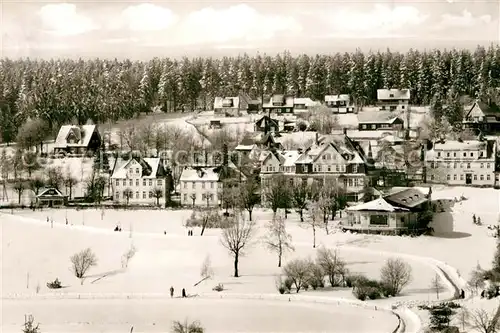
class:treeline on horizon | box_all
[1,45,500,144]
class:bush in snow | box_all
[282,258,315,293]
[46,278,62,289]
[212,283,224,292]
[70,247,97,283]
[307,263,325,290]
[380,258,412,296]
[23,315,40,333]
[352,276,383,301]
[171,319,204,333]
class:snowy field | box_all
[1,185,499,332]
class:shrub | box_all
[46,278,62,289]
[70,248,98,281]
[352,276,382,301]
[278,286,286,294]
[212,283,224,292]
[307,263,325,290]
[486,284,498,299]
[380,258,412,296]
[284,277,293,292]
[345,274,364,288]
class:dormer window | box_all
[136,168,139,174]
[389,94,394,98]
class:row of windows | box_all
[115,190,158,199]
[182,181,219,189]
[183,193,216,202]
[360,123,400,130]
[261,177,363,188]
[116,179,162,187]
[430,162,491,169]
[430,174,492,181]
[436,151,484,158]
[128,168,141,174]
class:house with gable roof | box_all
[111,156,167,205]
[358,111,405,132]
[260,133,369,202]
[53,125,101,155]
[463,100,500,135]
[325,94,356,113]
[262,94,295,114]
[344,187,431,234]
[377,89,410,112]
[213,92,255,116]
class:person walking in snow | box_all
[170,286,174,298]
[182,288,186,298]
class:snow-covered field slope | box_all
[1,298,398,333]
[2,185,498,332]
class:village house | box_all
[180,163,247,207]
[262,94,295,114]
[260,133,368,203]
[213,92,254,116]
[53,125,102,155]
[377,89,410,112]
[344,187,431,235]
[358,111,405,132]
[293,98,320,112]
[425,139,496,186]
[111,157,167,205]
[36,187,67,207]
[325,95,356,113]
[254,115,280,133]
[462,100,500,135]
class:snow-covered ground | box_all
[2,185,499,332]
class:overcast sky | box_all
[1,0,499,59]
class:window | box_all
[210,193,215,201]
[460,174,464,180]
[192,182,195,189]
[115,192,119,199]
[211,182,214,189]
[362,124,367,129]
[487,174,491,181]
[453,174,457,180]
[123,180,126,186]
[480,175,484,181]
[447,163,451,168]
[135,191,139,199]
[467,163,471,169]
[481,163,484,168]
[370,215,388,226]
[353,165,358,173]
[149,180,152,186]
[371,124,376,129]
[183,194,187,202]
[487,163,490,169]
[202,182,205,189]
[402,105,405,109]
[129,179,133,186]
[453,163,457,169]
[474,175,477,180]
[447,174,451,181]
[202,193,206,201]
[143,179,146,186]
[354,178,359,186]
[453,152,457,157]
[184,182,187,189]
[463,152,466,157]
[136,168,139,174]
[142,191,146,199]
[437,152,441,157]
[348,179,353,187]
[480,151,484,157]
[149,191,152,198]
[470,152,474,157]
[327,166,331,172]
[447,152,450,157]
[157,179,162,186]
[336,165,339,172]
[136,179,139,186]
[116,179,120,186]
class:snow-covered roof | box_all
[294,98,320,107]
[325,94,350,102]
[345,130,401,140]
[214,96,240,109]
[433,140,486,151]
[54,125,97,148]
[111,157,162,179]
[281,150,301,167]
[37,187,65,198]
[262,95,294,108]
[347,197,409,212]
[358,111,403,124]
[377,89,410,101]
[180,167,220,182]
[235,144,256,151]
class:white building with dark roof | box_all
[53,125,101,155]
[377,89,410,112]
[111,157,166,205]
[325,94,355,113]
[425,139,496,186]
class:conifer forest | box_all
[1,45,500,143]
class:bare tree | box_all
[316,247,348,287]
[29,177,45,196]
[171,319,204,333]
[380,258,412,296]
[292,182,311,222]
[264,215,295,267]
[468,309,500,333]
[121,244,136,269]
[305,200,323,248]
[467,263,486,295]
[70,248,98,284]
[456,307,470,333]
[153,187,163,206]
[123,188,133,205]
[64,168,78,200]
[22,314,40,333]
[237,176,260,221]
[282,258,314,293]
[13,180,25,204]
[190,193,196,207]
[46,166,64,190]
[263,175,288,216]
[429,273,445,300]
[200,208,218,236]
[220,214,256,277]
[23,152,40,177]
[195,254,214,286]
